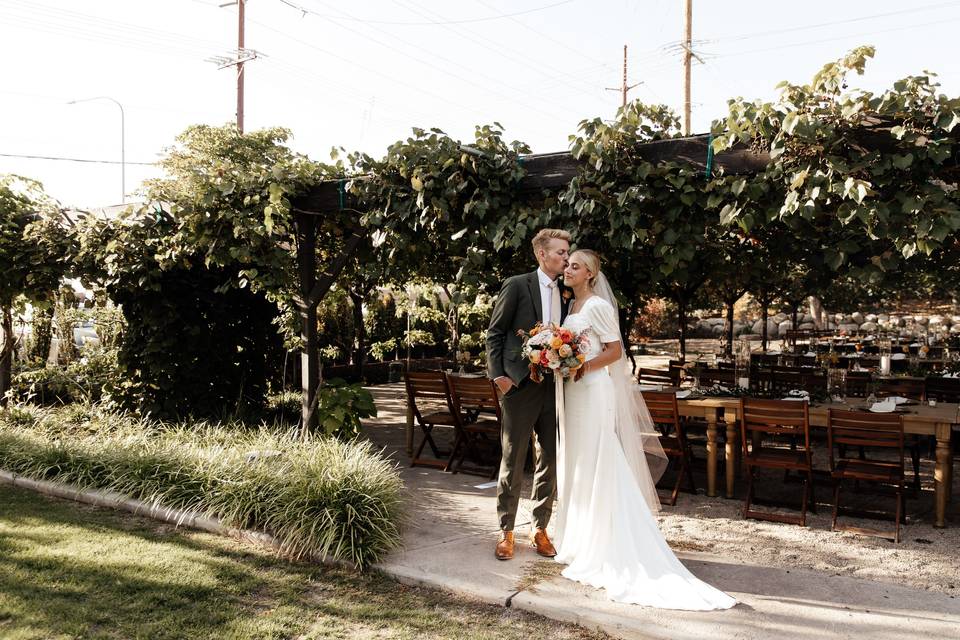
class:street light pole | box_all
[68,96,125,203]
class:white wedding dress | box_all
[554,296,736,610]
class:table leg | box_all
[935,424,950,528]
[706,415,718,498]
[725,420,738,499]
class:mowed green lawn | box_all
[0,483,606,640]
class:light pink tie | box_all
[547,279,561,324]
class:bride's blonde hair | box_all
[571,249,601,289]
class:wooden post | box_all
[0,306,12,407]
[682,0,693,135]
[295,212,319,433]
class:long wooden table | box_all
[675,396,958,528]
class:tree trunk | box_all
[791,301,799,330]
[31,304,53,364]
[809,296,824,330]
[349,288,367,381]
[677,295,687,363]
[0,306,13,407]
[725,298,736,358]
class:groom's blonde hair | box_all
[571,249,601,288]
[531,228,571,257]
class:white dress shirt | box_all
[537,267,559,324]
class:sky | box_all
[2,0,960,209]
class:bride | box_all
[553,249,736,611]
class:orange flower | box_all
[558,328,573,342]
[529,326,540,336]
[576,353,586,362]
[549,336,564,350]
[528,349,542,363]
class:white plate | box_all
[675,389,692,399]
[891,353,907,360]
[870,402,896,413]
[886,396,909,405]
[782,397,807,401]
[639,384,664,391]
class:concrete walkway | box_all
[365,383,960,640]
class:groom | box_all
[486,228,571,561]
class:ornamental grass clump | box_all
[0,406,403,569]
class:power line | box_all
[707,15,960,61]
[0,153,156,166]
[275,0,574,26]
[710,1,960,43]
[271,0,576,124]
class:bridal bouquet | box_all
[519,322,588,382]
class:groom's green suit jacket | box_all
[486,270,568,386]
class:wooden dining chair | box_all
[642,390,696,505]
[637,367,673,387]
[739,398,815,526]
[827,409,905,542]
[844,370,872,398]
[750,353,780,369]
[445,374,502,478]
[696,367,735,387]
[876,377,925,488]
[404,371,457,469]
[876,377,925,401]
[749,367,776,397]
[925,376,960,403]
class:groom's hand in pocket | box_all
[494,376,515,395]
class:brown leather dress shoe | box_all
[495,530,515,560]
[531,528,557,557]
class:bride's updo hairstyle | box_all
[572,249,601,289]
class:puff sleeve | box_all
[587,298,620,343]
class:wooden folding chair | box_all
[643,390,696,505]
[445,374,503,478]
[404,371,457,469]
[827,409,905,542]
[740,398,816,526]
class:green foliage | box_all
[313,378,377,439]
[713,46,960,280]
[368,338,398,362]
[348,123,536,288]
[0,405,403,568]
[71,126,319,417]
[0,175,73,308]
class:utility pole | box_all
[207,0,262,133]
[682,0,693,135]
[236,0,245,133]
[605,44,642,109]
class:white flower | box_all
[527,331,551,346]
[548,359,561,369]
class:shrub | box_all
[10,345,122,405]
[0,406,403,569]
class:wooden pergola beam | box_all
[292,134,769,215]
